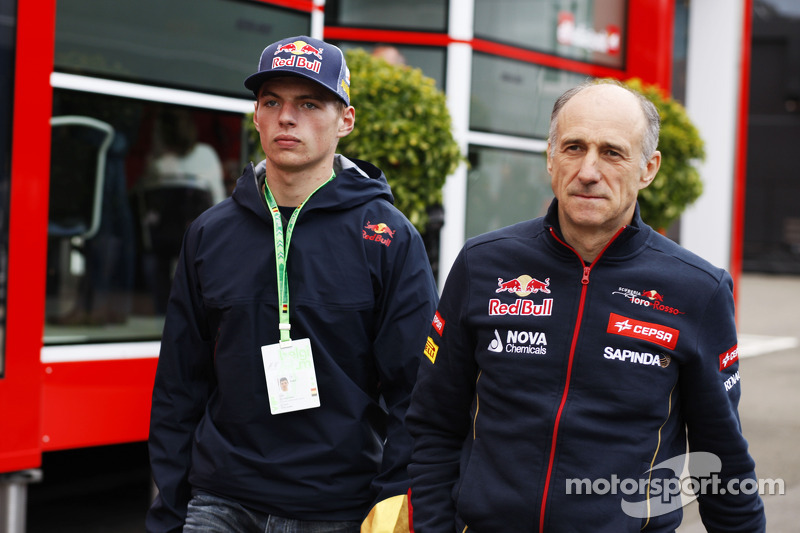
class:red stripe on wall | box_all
[323,27,456,47]
[731,0,753,308]
[324,27,625,79]
[472,38,624,78]
[249,0,317,12]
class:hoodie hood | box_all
[232,154,394,222]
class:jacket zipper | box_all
[537,226,626,532]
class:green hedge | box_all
[623,78,705,231]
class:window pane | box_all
[45,89,246,344]
[474,0,626,69]
[466,146,552,239]
[470,53,586,138]
[339,43,447,90]
[325,0,447,31]
[54,0,309,97]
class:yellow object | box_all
[361,493,410,533]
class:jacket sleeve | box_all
[146,228,216,533]
[366,220,439,522]
[679,272,766,532]
[406,248,478,532]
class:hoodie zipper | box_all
[537,226,626,533]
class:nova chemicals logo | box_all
[488,329,548,355]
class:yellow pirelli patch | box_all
[423,336,439,364]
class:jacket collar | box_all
[542,198,652,260]
[231,154,394,223]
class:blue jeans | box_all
[183,492,361,533]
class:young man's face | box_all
[253,76,354,174]
[547,85,660,235]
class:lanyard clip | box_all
[279,323,292,348]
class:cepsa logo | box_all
[432,311,445,336]
[719,344,739,371]
[607,313,679,350]
[363,221,394,247]
[489,274,553,316]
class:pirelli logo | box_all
[607,313,679,350]
[423,337,439,364]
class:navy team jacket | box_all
[407,200,765,532]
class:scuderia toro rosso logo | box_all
[489,274,553,316]
[612,287,684,316]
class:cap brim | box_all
[244,70,346,105]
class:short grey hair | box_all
[548,79,660,169]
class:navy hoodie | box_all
[147,155,438,532]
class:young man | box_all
[406,80,766,532]
[147,36,438,533]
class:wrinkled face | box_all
[253,76,354,174]
[547,85,660,235]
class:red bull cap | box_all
[244,35,351,106]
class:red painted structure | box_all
[0,0,749,479]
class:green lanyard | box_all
[263,170,335,343]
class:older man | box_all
[406,80,765,532]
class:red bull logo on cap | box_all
[272,39,323,73]
[274,40,324,59]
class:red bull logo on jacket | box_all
[363,222,394,247]
[495,275,551,296]
[488,298,553,317]
[272,39,323,74]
